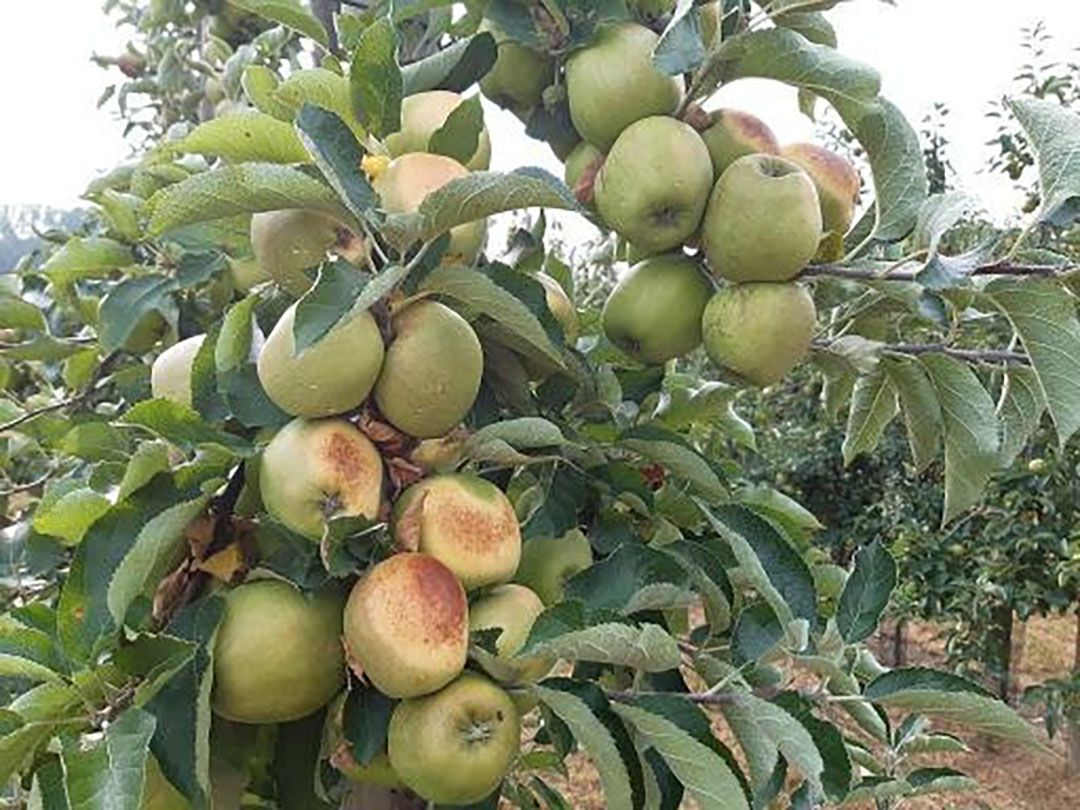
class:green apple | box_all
[813,564,848,618]
[387,673,520,805]
[701,282,817,387]
[535,271,579,343]
[702,154,823,283]
[250,209,343,296]
[372,153,487,265]
[469,584,554,684]
[602,255,713,364]
[515,529,593,605]
[228,255,270,293]
[566,22,684,151]
[260,418,384,540]
[563,140,604,201]
[374,300,483,439]
[781,142,860,260]
[343,553,468,698]
[384,90,492,170]
[142,755,189,809]
[256,302,384,418]
[594,116,713,255]
[151,334,204,407]
[630,0,676,18]
[479,20,553,117]
[212,580,345,723]
[701,109,780,178]
[393,474,521,591]
[699,2,720,48]
[124,310,169,354]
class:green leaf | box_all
[773,10,837,47]
[61,708,156,810]
[41,237,133,288]
[836,540,896,644]
[996,366,1045,466]
[112,634,198,708]
[771,692,851,802]
[342,684,394,766]
[349,15,402,140]
[292,261,369,351]
[620,425,725,502]
[565,543,695,615]
[864,667,995,700]
[913,192,981,256]
[465,417,566,458]
[215,299,289,428]
[117,441,172,501]
[732,602,783,665]
[275,68,367,140]
[905,767,977,797]
[401,33,498,95]
[121,399,251,454]
[920,355,1000,523]
[0,295,47,332]
[0,682,83,785]
[1008,97,1080,226]
[883,358,942,472]
[174,111,310,163]
[428,95,484,166]
[61,423,129,463]
[94,189,144,241]
[983,278,1080,446]
[296,104,378,223]
[662,540,733,633]
[842,368,897,464]
[613,703,750,810]
[147,163,350,236]
[0,614,66,683]
[533,685,635,810]
[228,0,329,47]
[32,483,111,546]
[653,1,706,76]
[242,65,293,119]
[98,274,178,354]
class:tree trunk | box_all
[991,605,1014,702]
[1008,614,1027,705]
[893,619,907,667]
[1068,609,1080,777]
[342,786,426,809]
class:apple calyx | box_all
[462,719,498,745]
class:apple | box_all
[702,154,823,283]
[334,751,402,790]
[142,755,189,810]
[393,473,521,590]
[384,90,492,170]
[479,20,553,118]
[563,141,604,204]
[124,310,169,354]
[410,431,466,474]
[631,0,676,18]
[343,552,468,698]
[259,418,384,540]
[374,300,483,439]
[372,153,487,266]
[515,529,593,605]
[151,334,205,407]
[594,116,713,256]
[387,672,520,805]
[250,209,343,296]
[227,255,270,293]
[212,580,345,723]
[535,271,579,343]
[699,2,721,48]
[701,109,780,178]
[780,142,860,255]
[469,584,554,684]
[602,255,713,365]
[701,282,817,387]
[256,302,384,418]
[566,22,684,151]
[813,564,848,618]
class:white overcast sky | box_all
[2,0,1079,227]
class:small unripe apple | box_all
[141,755,188,810]
[124,311,169,354]
[701,282,817,387]
[227,255,271,293]
[595,116,713,256]
[387,673,520,805]
[372,153,487,265]
[249,210,342,296]
[469,584,554,684]
[701,109,780,178]
[602,255,713,365]
[151,334,205,407]
[374,300,483,439]
[385,90,492,171]
[515,529,593,606]
[1027,458,1048,474]
[393,474,521,590]
[780,143,860,238]
[256,303,384,418]
[478,20,554,118]
[535,272,579,343]
[702,154,823,283]
[699,2,721,48]
[212,580,345,724]
[343,553,468,698]
[566,22,684,151]
[260,418,384,540]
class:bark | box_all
[1068,610,1080,777]
[893,619,907,667]
[991,605,1014,702]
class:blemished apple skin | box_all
[249,209,342,296]
[781,142,861,235]
[256,302,384,418]
[387,673,520,805]
[701,109,781,178]
[565,22,684,151]
[374,300,484,439]
[151,334,205,407]
[343,553,469,699]
[594,116,714,257]
[602,255,714,365]
[514,529,594,605]
[384,90,492,171]
[702,154,823,283]
[211,580,345,724]
[469,584,554,684]
[701,282,817,387]
[259,418,383,540]
[393,473,521,591]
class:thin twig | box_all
[0,352,120,435]
[606,689,742,706]
[813,339,1030,366]
[802,260,1075,282]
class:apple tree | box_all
[3,1,1079,807]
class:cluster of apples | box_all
[548,21,860,385]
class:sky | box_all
[1,0,1078,226]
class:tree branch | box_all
[606,689,742,706]
[813,339,1029,366]
[802,260,1076,282]
[0,352,119,435]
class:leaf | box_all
[653,1,705,76]
[620,425,725,502]
[996,366,1045,466]
[275,68,366,140]
[98,274,178,353]
[147,163,349,236]
[175,111,309,163]
[349,15,402,140]
[613,703,750,810]
[32,485,111,546]
[228,0,329,47]
[242,65,293,119]
[1008,97,1080,226]
[292,261,369,350]
[61,708,156,810]
[864,667,996,700]
[836,540,896,644]
[983,278,1080,446]
[533,685,635,810]
[883,358,942,472]
[564,544,694,615]
[215,299,289,428]
[771,692,852,802]
[401,33,498,95]
[465,417,566,459]
[296,104,378,223]
[41,237,133,287]
[0,615,66,683]
[0,295,46,332]
[121,399,251,454]
[429,95,484,166]
[913,192,981,256]
[732,602,783,665]
[342,684,395,765]
[842,367,898,464]
[0,682,83,785]
[921,355,1000,523]
[905,767,976,796]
